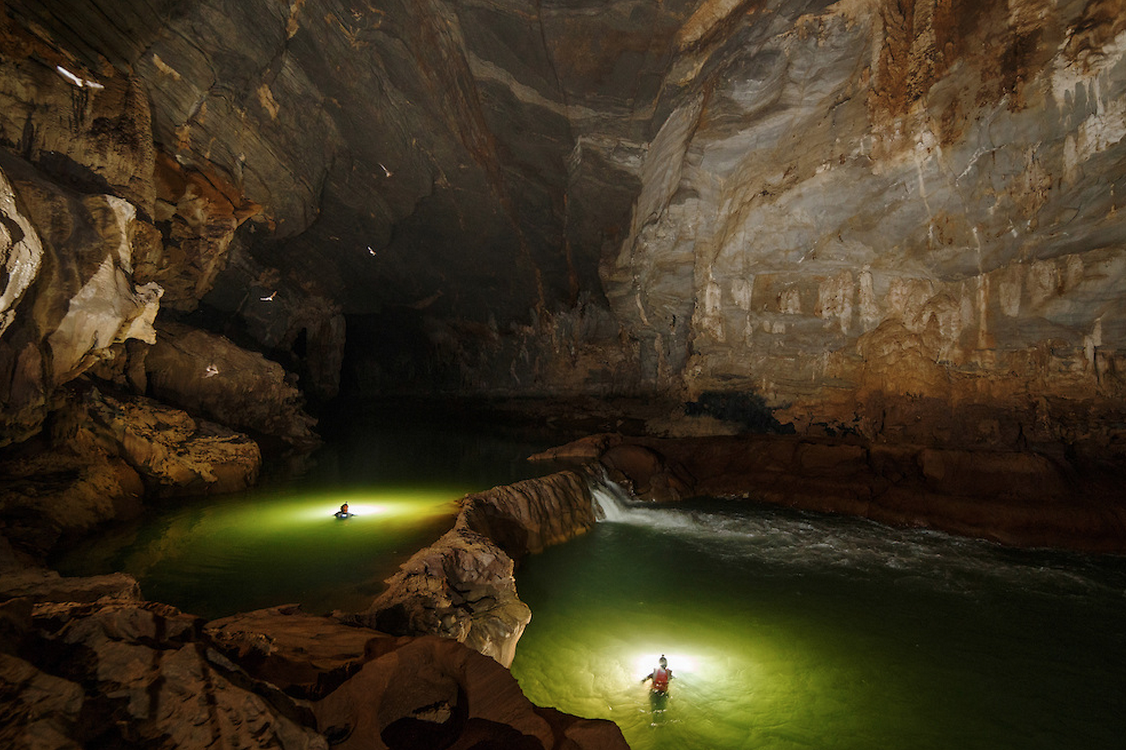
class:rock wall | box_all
[0,19,326,561]
[557,431,1126,553]
[4,1,1123,452]
[600,0,1126,450]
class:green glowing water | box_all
[55,485,461,618]
[54,406,558,619]
[53,413,1126,748]
[510,494,1126,750]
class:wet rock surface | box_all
[1,589,627,750]
[566,432,1126,553]
[359,470,599,667]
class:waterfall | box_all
[591,478,635,522]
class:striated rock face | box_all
[144,321,320,448]
[0,387,260,559]
[4,0,1124,456]
[0,16,320,466]
[598,0,1126,451]
[0,154,162,446]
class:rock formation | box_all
[2,0,1124,484]
[1,567,626,749]
[359,471,597,668]
[3,0,1121,455]
[552,431,1126,553]
[1,0,1125,745]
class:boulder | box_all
[205,605,383,701]
[145,321,319,448]
[357,526,530,669]
[59,386,262,497]
[313,635,628,750]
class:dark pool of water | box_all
[510,485,1126,750]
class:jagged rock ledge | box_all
[351,470,597,668]
[536,433,1126,554]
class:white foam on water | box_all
[588,478,1126,599]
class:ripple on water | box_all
[512,488,1126,750]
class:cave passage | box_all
[510,486,1126,750]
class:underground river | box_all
[53,415,1126,749]
[510,484,1126,750]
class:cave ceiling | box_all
[3,0,1125,448]
[6,0,713,324]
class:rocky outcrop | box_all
[0,153,162,446]
[0,387,260,559]
[459,471,597,562]
[357,526,531,669]
[0,19,322,464]
[562,432,1126,553]
[360,470,598,667]
[3,596,328,750]
[61,387,263,496]
[206,605,629,750]
[314,634,627,750]
[144,321,320,449]
[1,586,626,750]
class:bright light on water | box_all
[53,407,565,621]
[512,489,1126,750]
[55,485,463,619]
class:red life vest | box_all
[652,667,669,692]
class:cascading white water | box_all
[590,478,635,523]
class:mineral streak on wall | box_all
[2,0,1125,454]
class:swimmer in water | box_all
[642,655,673,694]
